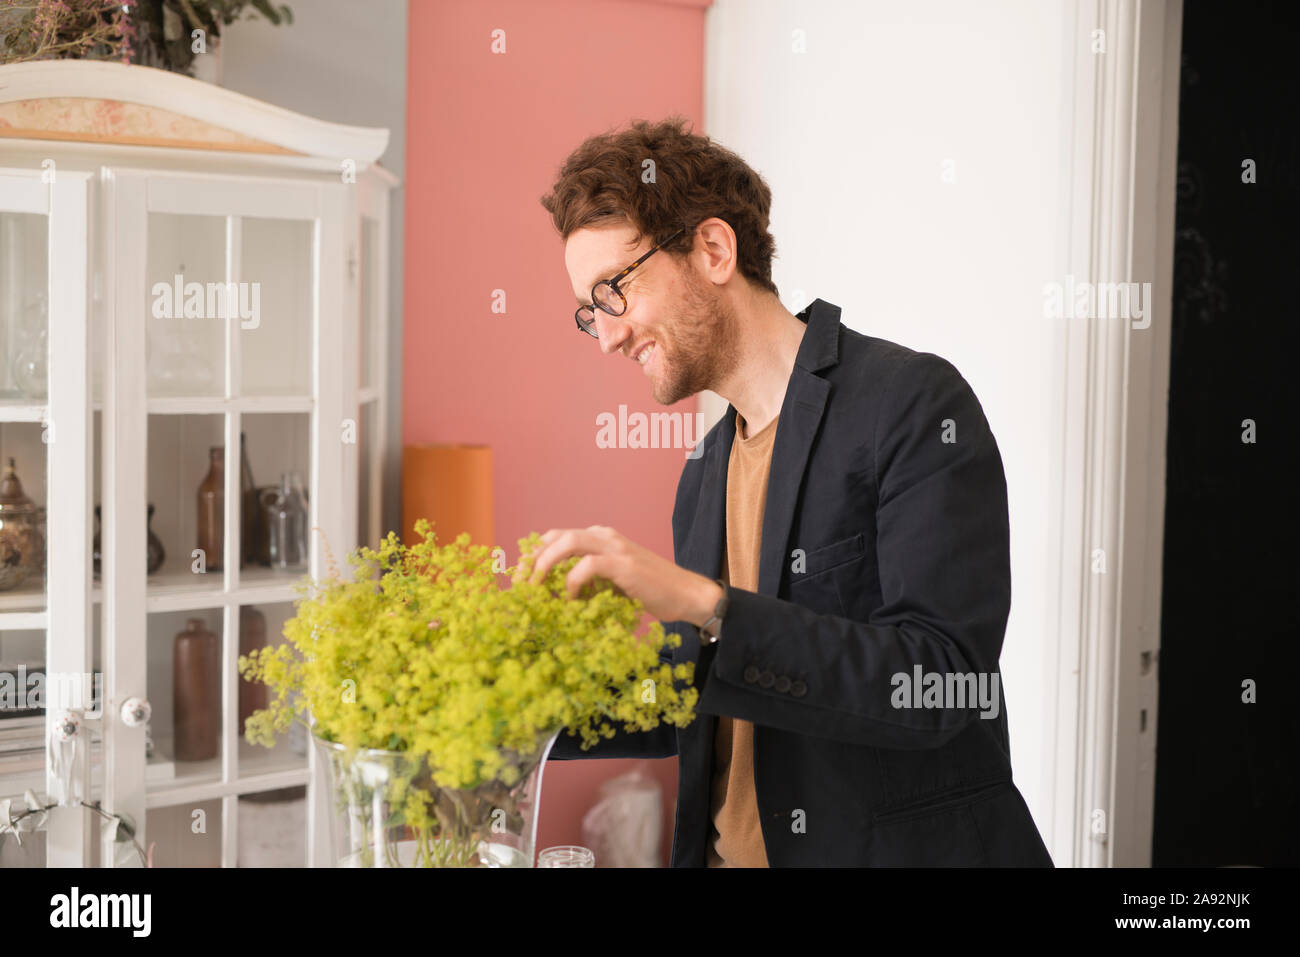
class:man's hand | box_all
[520,525,722,628]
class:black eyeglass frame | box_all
[574,226,687,337]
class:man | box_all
[530,117,1052,867]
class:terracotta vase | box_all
[174,618,219,761]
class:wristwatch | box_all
[699,579,729,645]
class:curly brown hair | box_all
[539,116,779,297]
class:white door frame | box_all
[1043,0,1183,867]
[0,168,94,865]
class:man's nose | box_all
[595,312,631,355]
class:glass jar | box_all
[538,845,596,868]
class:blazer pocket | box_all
[787,533,866,619]
[791,532,866,580]
[870,779,1010,826]
[865,802,990,866]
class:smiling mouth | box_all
[631,341,656,366]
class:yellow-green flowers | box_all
[239,519,698,791]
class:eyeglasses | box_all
[574,226,686,338]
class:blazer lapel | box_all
[757,299,840,595]
[678,407,734,581]
[676,299,843,598]
[758,367,830,596]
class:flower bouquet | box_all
[239,519,698,867]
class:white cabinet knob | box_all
[120,697,151,727]
[52,712,80,741]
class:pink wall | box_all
[404,0,711,866]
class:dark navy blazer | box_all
[549,298,1053,868]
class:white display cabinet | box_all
[0,61,396,867]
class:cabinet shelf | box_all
[130,566,310,613]
[88,397,315,414]
[145,766,311,811]
[0,610,46,630]
[0,750,310,807]
[0,568,309,616]
[143,736,309,808]
[147,396,314,414]
[0,580,47,614]
[0,399,46,423]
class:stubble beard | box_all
[650,266,741,406]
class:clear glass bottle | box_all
[267,471,308,570]
[10,296,49,401]
[11,325,48,399]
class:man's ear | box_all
[692,218,739,285]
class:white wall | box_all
[705,0,1078,837]
[218,0,408,540]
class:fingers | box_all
[564,553,605,599]
[528,527,609,584]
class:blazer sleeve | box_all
[546,638,679,761]
[695,352,1012,751]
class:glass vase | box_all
[314,727,562,868]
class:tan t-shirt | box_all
[706,408,778,868]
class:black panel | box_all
[1154,0,1300,867]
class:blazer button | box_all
[743,665,761,684]
[790,680,807,697]
[774,675,791,694]
[758,671,775,689]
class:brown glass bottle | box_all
[238,605,268,735]
[240,432,257,568]
[197,447,223,572]
[173,617,219,761]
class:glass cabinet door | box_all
[355,177,390,553]
[0,169,93,867]
[101,169,353,867]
